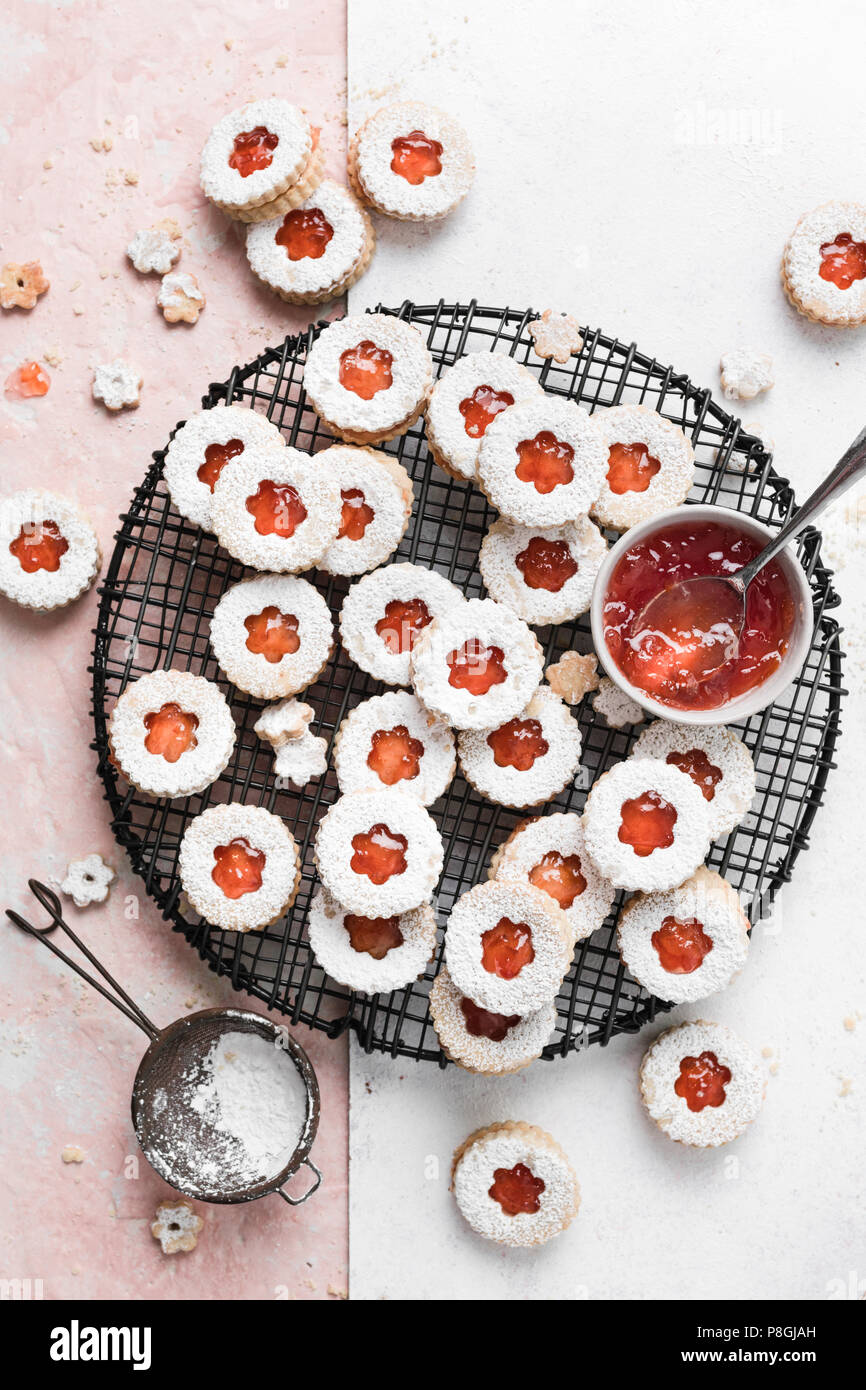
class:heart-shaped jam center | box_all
[481,917,534,979]
[211,837,266,899]
[244,607,300,663]
[350,823,408,883]
[666,748,722,802]
[674,1050,731,1112]
[390,129,443,184]
[338,488,375,541]
[652,915,714,974]
[606,441,661,495]
[515,431,574,494]
[5,361,50,398]
[618,790,677,857]
[529,850,587,908]
[198,438,244,492]
[447,640,507,695]
[367,725,424,785]
[344,912,404,959]
[459,996,521,1041]
[515,536,578,592]
[339,341,393,400]
[458,385,514,439]
[228,126,279,178]
[486,718,549,771]
[489,1162,545,1216]
[275,206,334,261]
[375,597,431,655]
[818,232,866,290]
[245,479,307,537]
[9,520,68,573]
[143,702,199,762]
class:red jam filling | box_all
[350,823,408,884]
[9,520,68,573]
[674,1050,731,1112]
[367,725,424,786]
[818,232,866,290]
[5,361,50,398]
[375,597,432,655]
[228,126,279,178]
[618,790,677,857]
[515,431,574,494]
[446,640,507,695]
[606,441,661,495]
[211,837,265,899]
[245,480,307,537]
[143,702,199,762]
[666,748,722,801]
[515,536,578,592]
[602,518,797,711]
[652,915,714,974]
[344,913,404,959]
[275,206,334,261]
[459,996,521,1042]
[339,341,393,400]
[458,385,514,439]
[486,718,549,771]
[244,607,300,663]
[197,438,244,492]
[338,488,375,541]
[480,917,535,979]
[390,129,443,184]
[489,1163,545,1216]
[528,850,586,908]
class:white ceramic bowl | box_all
[589,504,815,726]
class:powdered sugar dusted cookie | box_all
[200,99,312,213]
[211,447,340,572]
[246,180,374,306]
[232,132,325,224]
[477,397,606,526]
[333,689,455,805]
[61,853,115,908]
[545,650,599,705]
[163,404,286,533]
[179,803,300,933]
[210,574,333,700]
[425,352,543,482]
[339,562,463,687]
[632,721,756,840]
[527,310,584,365]
[429,966,556,1075]
[303,313,433,445]
[316,445,413,577]
[583,757,712,892]
[782,201,866,326]
[127,219,182,274]
[0,490,100,611]
[254,699,328,788]
[719,348,774,401]
[479,515,606,625]
[92,360,141,411]
[348,102,474,222]
[592,677,644,729]
[314,789,444,916]
[639,1020,765,1147]
[108,669,236,799]
[458,685,581,810]
[489,812,615,945]
[307,885,437,995]
[151,1199,203,1255]
[452,1120,580,1247]
[590,405,695,532]
[1,260,49,310]
[158,271,205,324]
[444,880,572,1015]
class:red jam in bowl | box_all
[601,517,798,711]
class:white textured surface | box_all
[349,0,866,1301]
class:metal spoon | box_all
[633,423,866,682]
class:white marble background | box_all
[347,0,865,1299]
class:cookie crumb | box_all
[327,1284,348,1299]
[839,1076,853,1098]
[528,309,584,364]
[61,1144,86,1164]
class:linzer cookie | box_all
[333,689,455,805]
[339,562,463,687]
[348,102,474,222]
[452,1121,580,1247]
[303,313,433,445]
[200,100,317,220]
[489,812,615,946]
[246,180,374,305]
[210,573,333,700]
[444,880,572,1015]
[590,405,695,532]
[632,721,756,841]
[782,201,866,326]
[163,404,285,532]
[457,685,581,810]
[313,788,444,916]
[178,803,300,933]
[0,490,100,611]
[639,1020,765,1147]
[583,757,712,893]
[425,352,543,482]
[307,886,437,995]
[477,397,606,526]
[429,966,556,1075]
[108,669,236,799]
[316,445,413,577]
[479,515,606,626]
[211,446,340,572]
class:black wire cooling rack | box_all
[91,300,845,1063]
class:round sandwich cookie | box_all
[108,669,236,800]
[457,684,581,810]
[178,803,300,933]
[477,396,607,527]
[211,446,340,572]
[782,200,866,326]
[209,573,334,700]
[348,102,474,222]
[315,445,413,577]
[246,180,374,305]
[632,721,756,841]
[451,1121,580,1247]
[313,788,444,917]
[590,404,695,532]
[163,404,285,533]
[339,562,463,687]
[425,351,543,482]
[429,966,556,1076]
[489,811,615,946]
[333,689,456,805]
[303,313,434,445]
[479,515,607,626]
[200,99,314,216]
[639,1020,765,1147]
[0,490,100,612]
[307,885,438,995]
[444,880,572,1016]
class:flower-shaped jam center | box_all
[528,850,587,908]
[459,996,521,1042]
[143,702,199,762]
[344,912,405,959]
[339,341,393,400]
[228,126,279,178]
[488,1162,546,1216]
[651,915,714,974]
[674,1050,731,1112]
[375,597,432,655]
[275,206,334,261]
[338,488,375,541]
[350,823,408,884]
[481,917,535,980]
[458,385,515,439]
[9,520,69,573]
[666,748,723,802]
[6,361,50,398]
[390,129,443,184]
[486,717,549,771]
[606,441,661,495]
[447,639,507,695]
[246,480,308,538]
[515,431,575,494]
[367,725,424,786]
[515,536,578,592]
[818,232,866,290]
[211,837,266,899]
[618,789,677,857]
[197,437,244,492]
[244,607,300,663]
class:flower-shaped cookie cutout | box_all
[127,219,183,274]
[545,650,599,705]
[92,360,141,411]
[158,271,205,324]
[1,261,50,310]
[719,349,774,401]
[254,698,329,788]
[61,853,116,908]
[151,1199,204,1255]
[592,677,644,729]
[528,310,584,365]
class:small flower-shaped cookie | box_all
[528,309,584,364]
[1,261,50,310]
[592,677,644,729]
[92,360,141,411]
[254,698,329,788]
[545,650,599,705]
[127,219,183,274]
[151,1199,203,1255]
[719,349,774,401]
[158,271,205,324]
[61,853,116,907]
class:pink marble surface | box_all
[0,0,349,1300]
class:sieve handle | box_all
[276,1158,322,1207]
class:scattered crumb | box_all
[224,38,234,49]
[761,1046,774,1058]
[124,170,139,186]
[61,1145,86,1164]
[275,55,288,68]
[43,348,63,367]
[89,135,113,153]
[327,1284,348,1299]
[73,304,85,316]
[843,1015,858,1032]
[838,1076,853,1098]
[43,158,53,170]
[769,1061,780,1076]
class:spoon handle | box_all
[736,423,866,590]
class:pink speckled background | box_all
[0,0,349,1299]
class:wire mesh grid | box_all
[90,300,845,1063]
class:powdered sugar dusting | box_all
[457,685,582,809]
[307,886,438,994]
[429,967,555,1074]
[639,1020,765,1147]
[452,1121,580,1247]
[583,757,712,891]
